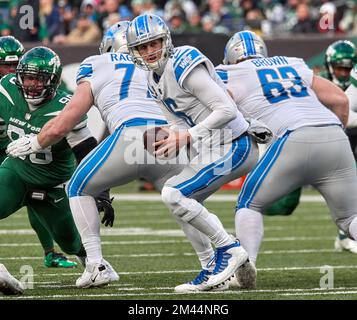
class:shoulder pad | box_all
[172,46,208,86]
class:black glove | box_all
[95,190,115,227]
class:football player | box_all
[125,14,274,291]
[7,22,185,289]
[0,46,117,281]
[265,40,357,254]
[217,30,357,288]
[0,36,80,268]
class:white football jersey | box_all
[147,45,248,139]
[216,56,341,138]
[76,52,166,134]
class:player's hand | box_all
[95,190,115,227]
[154,128,190,159]
[6,134,43,159]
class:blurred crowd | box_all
[0,0,357,44]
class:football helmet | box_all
[126,14,173,71]
[325,40,357,90]
[15,46,62,105]
[0,36,25,78]
[223,31,267,65]
[99,21,131,54]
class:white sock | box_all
[69,196,103,265]
[189,207,233,248]
[235,208,264,265]
[348,217,357,240]
[176,218,215,268]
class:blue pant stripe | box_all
[68,118,168,198]
[237,133,290,209]
[176,135,251,197]
[68,126,123,197]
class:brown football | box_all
[143,126,169,155]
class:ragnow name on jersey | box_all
[76,52,166,134]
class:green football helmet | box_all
[15,46,62,105]
[0,36,25,78]
[325,40,357,90]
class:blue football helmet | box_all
[99,21,131,54]
[126,14,173,71]
[223,31,267,65]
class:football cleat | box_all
[174,269,228,293]
[334,236,357,254]
[0,264,25,295]
[102,259,120,282]
[206,241,248,287]
[76,262,112,288]
[234,260,257,289]
[44,251,78,268]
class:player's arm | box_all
[184,64,238,141]
[38,82,94,148]
[312,75,349,127]
[6,82,95,158]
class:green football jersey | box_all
[350,64,357,88]
[0,74,82,188]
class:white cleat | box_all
[76,263,111,288]
[235,260,257,289]
[102,259,120,282]
[174,269,228,293]
[334,236,357,254]
[206,242,248,287]
[0,264,25,295]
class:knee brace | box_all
[161,186,203,222]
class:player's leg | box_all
[236,132,306,288]
[0,166,26,220]
[66,123,147,287]
[310,126,357,244]
[162,134,258,289]
[265,188,302,216]
[27,206,78,268]
[27,187,85,259]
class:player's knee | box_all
[161,186,202,221]
[161,186,182,211]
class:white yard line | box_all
[2,286,357,299]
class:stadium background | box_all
[1,0,357,301]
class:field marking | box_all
[0,228,337,240]
[5,265,357,279]
[2,286,357,299]
[112,194,324,202]
[0,248,342,261]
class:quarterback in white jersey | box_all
[219,30,357,288]
[6,22,185,289]
[126,14,272,292]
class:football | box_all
[143,126,169,156]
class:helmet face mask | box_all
[99,21,131,54]
[325,40,357,89]
[223,31,268,65]
[15,46,62,106]
[126,14,173,71]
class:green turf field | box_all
[1,189,357,300]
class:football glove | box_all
[95,190,115,227]
[6,134,42,158]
